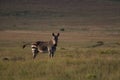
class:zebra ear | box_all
[52,33,55,36]
[57,33,60,36]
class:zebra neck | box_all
[49,39,57,46]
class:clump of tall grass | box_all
[100,49,119,54]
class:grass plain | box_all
[0,0,120,80]
[0,31,120,80]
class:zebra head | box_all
[52,33,60,46]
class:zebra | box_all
[23,33,60,59]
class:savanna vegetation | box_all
[0,31,120,80]
[0,0,120,80]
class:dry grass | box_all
[0,0,120,79]
[0,31,120,80]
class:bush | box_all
[60,28,65,31]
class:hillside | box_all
[0,0,120,31]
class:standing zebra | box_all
[23,33,60,59]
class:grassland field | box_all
[0,30,120,80]
[0,0,120,80]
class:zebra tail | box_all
[22,43,31,49]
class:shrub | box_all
[60,28,65,31]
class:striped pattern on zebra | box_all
[23,33,60,59]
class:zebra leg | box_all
[48,47,55,58]
[51,47,56,58]
[48,50,53,58]
[48,50,52,58]
[32,48,39,59]
[48,47,51,58]
[49,51,54,58]
[51,52,54,58]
